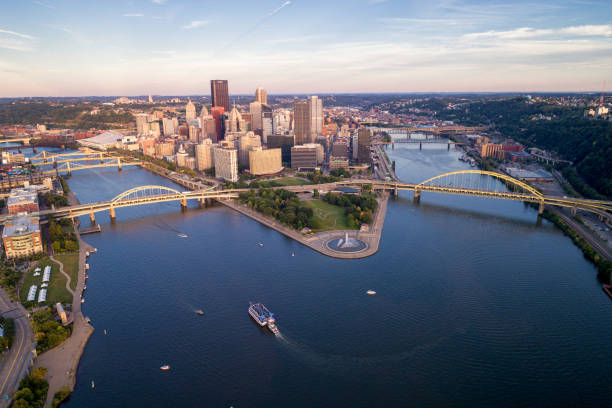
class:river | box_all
[47,144,612,407]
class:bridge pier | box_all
[414,189,421,202]
[117,157,122,172]
[89,212,96,225]
[100,152,104,164]
[419,142,422,150]
[198,198,205,208]
[66,161,72,176]
[570,207,577,216]
[538,202,545,215]
[109,206,116,221]
[391,142,394,150]
[180,198,187,211]
[448,142,451,150]
[393,187,398,197]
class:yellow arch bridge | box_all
[0,170,610,225]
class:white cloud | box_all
[152,0,167,4]
[0,28,35,40]
[123,13,145,17]
[0,39,33,52]
[463,25,612,40]
[369,0,387,4]
[182,20,209,29]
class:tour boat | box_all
[195,309,204,315]
[366,290,376,296]
[248,302,279,335]
[603,284,612,300]
[160,365,170,371]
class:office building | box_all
[162,117,178,136]
[332,141,349,158]
[136,113,149,136]
[261,104,273,143]
[238,132,262,167]
[255,87,267,105]
[211,80,230,112]
[210,107,226,142]
[214,146,238,182]
[352,133,359,160]
[196,139,215,171]
[249,148,282,175]
[357,128,371,163]
[155,141,175,157]
[293,96,322,144]
[7,188,39,214]
[267,134,294,163]
[188,125,200,143]
[186,99,196,121]
[329,157,349,170]
[291,144,322,169]
[2,216,43,259]
[249,101,262,132]
[227,107,246,133]
[273,109,291,134]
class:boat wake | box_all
[154,220,187,237]
[275,329,447,380]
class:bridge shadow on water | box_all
[390,194,547,230]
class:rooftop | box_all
[2,216,40,238]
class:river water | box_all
[49,144,612,407]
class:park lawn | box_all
[20,258,72,308]
[54,253,79,291]
[261,177,309,187]
[304,200,357,232]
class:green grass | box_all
[260,177,309,187]
[54,253,79,291]
[304,200,357,232]
[20,258,72,308]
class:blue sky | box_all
[0,0,611,96]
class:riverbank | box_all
[220,192,389,259]
[33,192,94,407]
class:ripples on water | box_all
[52,144,612,408]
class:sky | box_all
[0,0,611,96]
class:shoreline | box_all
[220,192,389,259]
[34,191,94,407]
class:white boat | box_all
[160,365,170,371]
[91,380,95,389]
[195,309,204,316]
[178,233,188,238]
[366,290,376,296]
[291,252,295,257]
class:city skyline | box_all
[0,0,611,97]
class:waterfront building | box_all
[357,128,371,163]
[267,134,294,163]
[7,188,39,214]
[154,141,175,157]
[249,101,262,133]
[214,146,238,182]
[211,80,230,112]
[238,132,262,167]
[481,143,503,158]
[196,139,215,171]
[186,99,196,121]
[249,147,282,175]
[255,87,267,105]
[291,144,322,169]
[2,216,43,259]
[176,145,189,167]
[261,104,273,143]
[78,131,132,151]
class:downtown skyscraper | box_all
[211,80,230,112]
[293,96,322,145]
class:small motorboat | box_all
[81,298,85,303]
[91,380,95,389]
[178,233,188,238]
[160,365,170,371]
[195,309,204,316]
[366,290,376,296]
[291,252,295,257]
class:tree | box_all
[313,189,319,198]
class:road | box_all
[0,288,34,407]
[553,208,612,261]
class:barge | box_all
[248,302,279,335]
